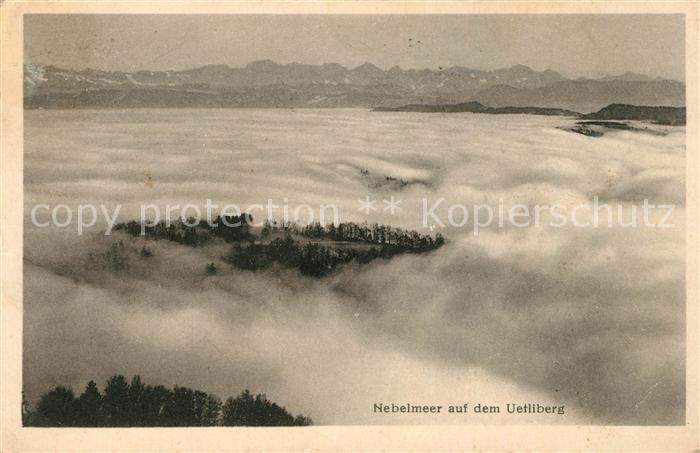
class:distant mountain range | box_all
[23,61,685,113]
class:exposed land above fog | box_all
[113,216,444,278]
[24,61,684,113]
[372,101,579,116]
[580,104,686,125]
[374,102,686,126]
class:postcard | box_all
[1,2,698,451]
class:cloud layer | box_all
[24,109,685,424]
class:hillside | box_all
[581,104,686,125]
[471,80,685,114]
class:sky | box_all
[24,14,685,81]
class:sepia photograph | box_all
[1,2,699,451]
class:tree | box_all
[128,375,146,425]
[266,235,301,267]
[222,390,310,426]
[27,376,310,427]
[33,386,76,426]
[103,375,130,426]
[193,390,222,426]
[141,385,172,426]
[76,380,103,426]
[293,415,313,426]
[163,386,196,426]
[435,233,445,247]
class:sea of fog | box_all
[23,109,685,424]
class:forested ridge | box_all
[23,375,311,427]
[114,215,445,277]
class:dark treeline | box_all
[23,375,312,427]
[114,214,254,247]
[225,235,396,277]
[296,221,445,249]
[115,214,444,249]
[228,221,445,277]
[114,215,445,277]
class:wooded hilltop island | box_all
[113,214,445,278]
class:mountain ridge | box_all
[24,61,685,113]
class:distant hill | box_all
[373,101,578,116]
[373,101,686,126]
[471,80,685,114]
[23,62,684,111]
[373,101,489,113]
[581,104,686,125]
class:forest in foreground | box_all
[24,375,311,427]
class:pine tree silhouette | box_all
[26,377,310,427]
[76,381,103,426]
